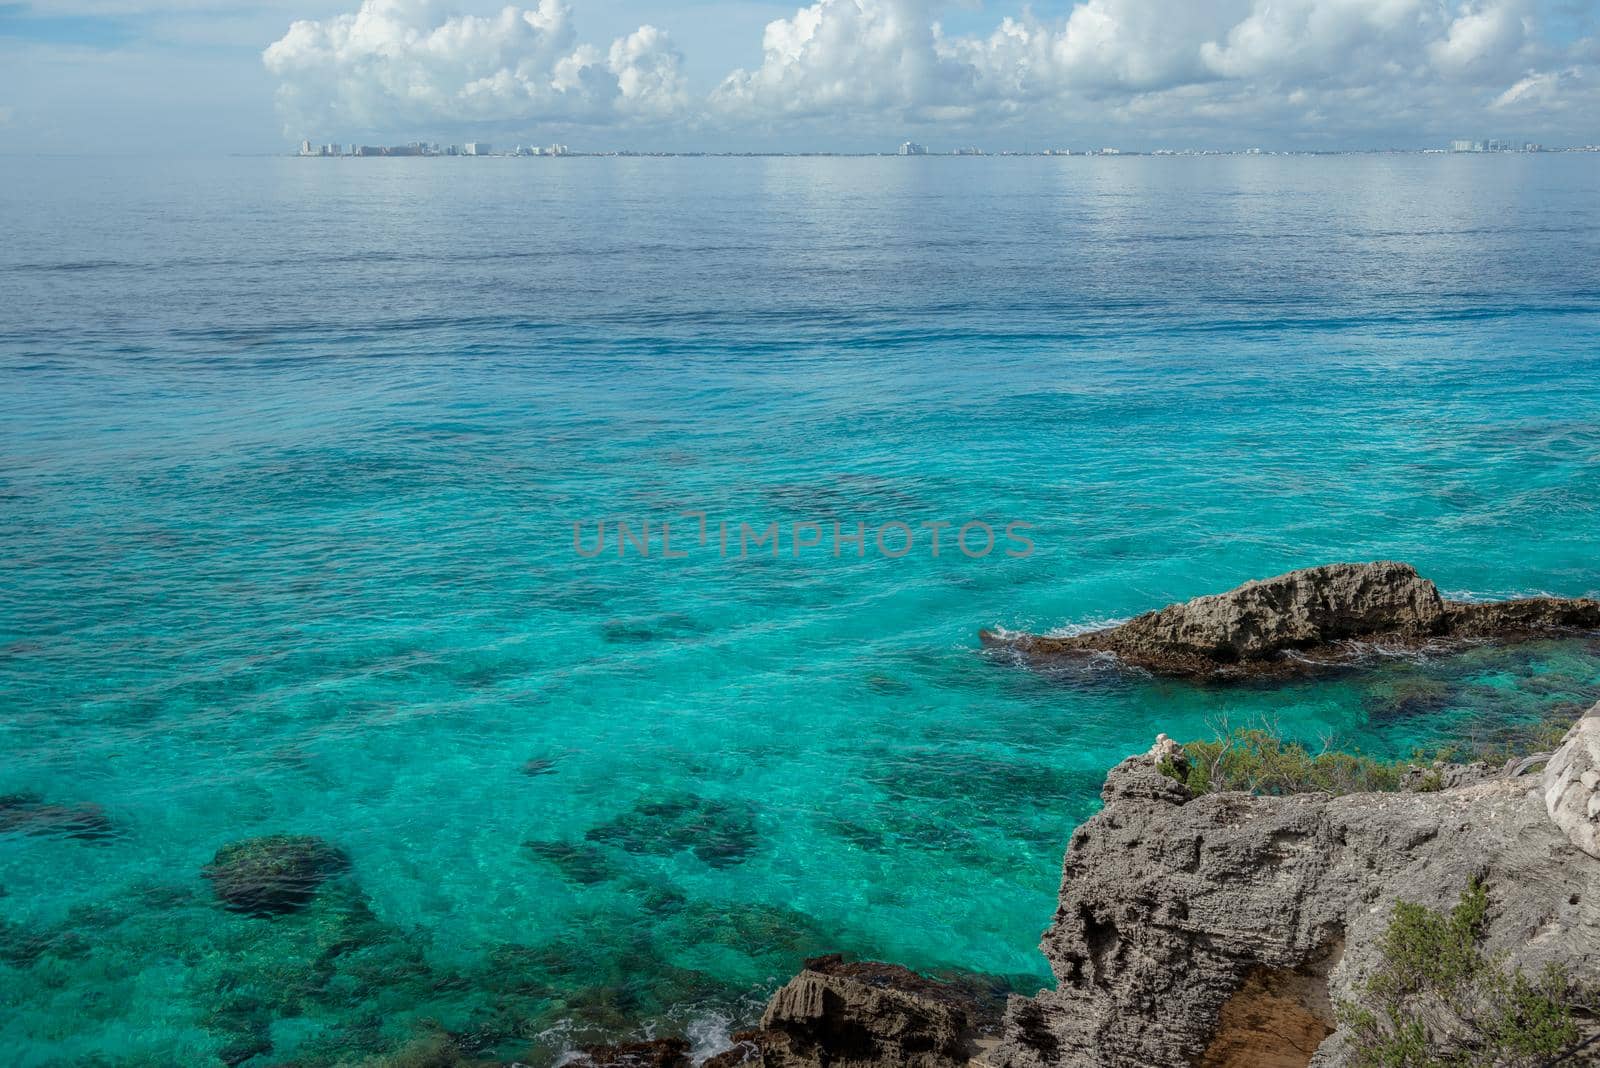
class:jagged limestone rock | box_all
[990,719,1600,1068]
[983,561,1600,678]
[570,1037,694,1067]
[699,954,1001,1068]
[1544,704,1600,860]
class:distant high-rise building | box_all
[464,142,491,156]
[1450,139,1482,152]
[547,144,569,156]
[898,141,927,156]
[298,139,315,157]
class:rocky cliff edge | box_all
[990,706,1600,1068]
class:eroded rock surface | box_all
[696,954,1003,1068]
[990,719,1600,1068]
[570,1037,694,1067]
[577,706,1600,1068]
[982,561,1600,678]
[1544,704,1600,860]
[1194,956,1339,1068]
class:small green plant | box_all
[1366,878,1488,1003]
[1340,880,1588,1067]
[1483,963,1586,1061]
[1170,727,1410,796]
[1171,700,1592,796]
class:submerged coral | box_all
[585,795,760,869]
[0,793,116,841]
[523,840,622,885]
[202,834,352,916]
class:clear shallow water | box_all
[3,154,1600,1066]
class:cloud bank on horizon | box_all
[262,0,1599,144]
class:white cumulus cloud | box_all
[711,0,970,120]
[262,0,685,132]
[707,0,1553,129]
[261,0,1599,143]
[1428,0,1533,75]
[1492,65,1593,112]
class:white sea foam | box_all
[981,624,1025,642]
[1314,636,1486,665]
[686,1012,738,1064]
[980,617,1128,643]
[1441,587,1559,602]
[1044,617,1130,638]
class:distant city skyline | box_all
[2,0,1598,155]
[287,138,1600,159]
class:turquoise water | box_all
[3,154,1600,1066]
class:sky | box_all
[1,0,1597,153]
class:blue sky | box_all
[0,4,139,47]
[2,0,1597,154]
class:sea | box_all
[2,152,1599,1066]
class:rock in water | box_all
[751,954,1000,1068]
[989,724,1600,1068]
[983,561,1600,678]
[571,1037,693,1067]
[202,834,351,916]
[1099,559,1449,660]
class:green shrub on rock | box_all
[1339,880,1588,1067]
[1163,728,1407,796]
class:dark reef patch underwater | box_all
[203,835,354,916]
[584,794,763,870]
[0,795,118,843]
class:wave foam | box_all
[1045,617,1130,638]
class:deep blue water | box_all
[3,154,1600,1066]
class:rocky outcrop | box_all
[990,713,1600,1068]
[982,561,1600,678]
[1544,704,1600,860]
[570,1037,694,1067]
[684,955,1003,1068]
[569,705,1600,1068]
